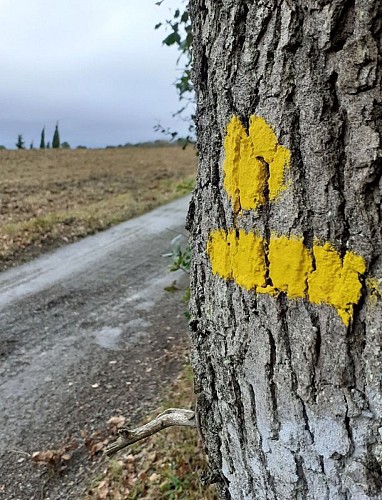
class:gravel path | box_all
[0,196,191,499]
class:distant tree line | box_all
[13,123,70,150]
[0,129,193,151]
[105,138,193,149]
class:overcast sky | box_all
[0,0,190,149]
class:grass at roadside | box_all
[0,147,196,271]
[83,365,217,500]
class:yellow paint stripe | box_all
[207,229,267,290]
[207,229,366,326]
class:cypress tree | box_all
[40,127,45,149]
[16,134,25,149]
[52,123,60,149]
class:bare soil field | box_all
[0,146,196,271]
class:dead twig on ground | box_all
[105,408,195,456]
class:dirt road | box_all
[0,196,191,500]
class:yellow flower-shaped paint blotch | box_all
[223,115,290,211]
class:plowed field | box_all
[0,146,196,270]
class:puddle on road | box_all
[92,319,152,350]
[126,318,152,329]
[93,327,123,350]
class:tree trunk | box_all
[187,1,381,498]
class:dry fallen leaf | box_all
[97,479,110,500]
[149,472,160,482]
[32,450,55,463]
[107,415,126,435]
[138,471,147,481]
[82,429,109,458]
[31,443,76,469]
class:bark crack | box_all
[230,372,255,494]
[333,105,351,255]
[310,311,322,403]
[330,0,355,52]
[344,401,355,458]
[264,5,282,83]
[294,454,309,498]
[266,329,280,440]
[260,158,274,288]
[248,383,278,500]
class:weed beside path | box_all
[0,147,196,271]
[83,365,217,500]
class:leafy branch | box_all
[155,0,194,143]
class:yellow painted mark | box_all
[308,244,366,325]
[223,115,290,211]
[207,230,366,326]
[210,114,372,327]
[269,236,313,298]
[269,145,291,200]
[207,229,267,290]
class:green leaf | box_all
[154,22,162,30]
[163,32,181,46]
[164,281,179,293]
[180,11,189,24]
[170,22,179,32]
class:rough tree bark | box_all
[187,1,381,498]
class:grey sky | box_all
[0,0,190,149]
